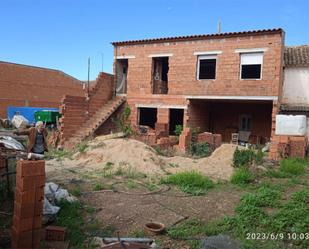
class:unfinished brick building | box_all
[112,29,285,148]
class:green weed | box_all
[280,158,305,175]
[163,171,214,195]
[230,167,254,186]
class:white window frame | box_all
[196,54,217,80]
[239,52,263,80]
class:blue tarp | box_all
[7,106,59,124]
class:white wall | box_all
[283,67,309,105]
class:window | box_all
[138,108,157,129]
[197,55,216,80]
[240,52,263,79]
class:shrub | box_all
[189,142,211,158]
[233,147,255,167]
[231,167,253,185]
[112,105,132,136]
[174,124,183,137]
[163,171,214,195]
[280,158,305,175]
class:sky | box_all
[1,0,308,80]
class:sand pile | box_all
[46,137,238,181]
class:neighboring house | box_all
[281,45,309,138]
[0,61,84,118]
[112,29,285,144]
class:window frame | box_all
[196,54,217,80]
[239,52,263,80]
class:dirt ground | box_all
[45,137,242,248]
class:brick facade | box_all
[113,29,284,151]
[0,61,84,118]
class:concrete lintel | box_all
[148,53,173,57]
[234,48,268,53]
[194,50,222,55]
[185,95,278,101]
[135,103,187,109]
[115,55,136,59]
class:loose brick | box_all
[45,226,66,241]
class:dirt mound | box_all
[46,138,238,182]
[74,138,165,175]
[164,144,237,180]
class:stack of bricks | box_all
[11,160,45,249]
[157,136,178,150]
[197,132,222,150]
[269,135,307,160]
[178,127,192,151]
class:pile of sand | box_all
[46,137,238,181]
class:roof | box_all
[284,45,309,67]
[112,28,284,46]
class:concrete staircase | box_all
[63,96,126,148]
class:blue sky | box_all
[1,0,308,80]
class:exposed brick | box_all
[16,175,45,190]
[45,226,66,241]
[16,160,45,177]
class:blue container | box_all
[7,106,59,124]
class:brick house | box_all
[0,61,84,118]
[112,29,285,147]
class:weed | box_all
[45,149,73,161]
[104,162,114,170]
[144,182,159,191]
[129,229,146,238]
[153,146,176,157]
[92,183,106,191]
[71,186,82,197]
[254,149,264,165]
[76,142,88,154]
[127,181,137,189]
[280,158,305,175]
[163,171,214,195]
[230,167,254,186]
[115,163,146,179]
[174,124,183,137]
[189,142,211,158]
[112,105,132,136]
[233,147,255,167]
[54,200,85,247]
[265,169,288,178]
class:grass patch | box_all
[189,142,211,158]
[75,141,89,154]
[54,200,85,247]
[115,163,146,179]
[127,181,138,189]
[71,186,82,197]
[163,171,214,195]
[45,148,73,161]
[92,183,104,191]
[129,229,146,238]
[230,167,254,186]
[280,158,305,176]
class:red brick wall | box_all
[0,62,84,118]
[59,95,88,142]
[114,31,284,98]
[188,100,273,142]
[60,72,115,143]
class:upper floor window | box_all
[197,55,216,80]
[240,52,263,79]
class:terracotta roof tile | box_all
[284,45,309,67]
[112,28,283,46]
